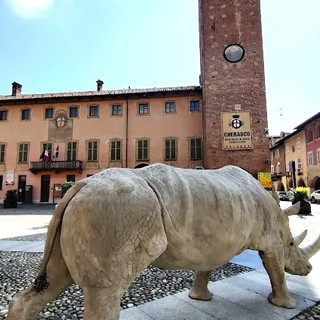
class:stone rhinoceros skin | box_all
[6,163,320,320]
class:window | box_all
[275,149,280,159]
[66,175,75,182]
[0,110,8,121]
[165,139,177,160]
[21,109,30,120]
[111,140,121,161]
[307,151,314,166]
[296,137,301,149]
[296,158,302,170]
[224,44,245,63]
[67,142,77,161]
[316,125,320,139]
[138,103,149,115]
[317,148,320,164]
[276,162,281,174]
[190,138,203,160]
[271,164,274,174]
[87,140,98,161]
[164,101,176,114]
[286,161,290,172]
[41,143,53,160]
[69,106,79,118]
[307,129,314,143]
[89,105,99,117]
[0,144,5,163]
[45,107,54,119]
[270,151,274,161]
[0,175,2,190]
[285,143,290,153]
[18,143,29,163]
[137,139,149,161]
[111,104,122,116]
[189,100,200,112]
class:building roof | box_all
[0,85,202,105]
[269,128,303,150]
[294,111,320,130]
[269,111,320,150]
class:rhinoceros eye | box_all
[290,241,294,246]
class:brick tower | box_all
[198,0,269,177]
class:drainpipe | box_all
[125,94,129,168]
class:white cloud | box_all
[7,0,54,19]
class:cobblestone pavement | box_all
[1,202,320,319]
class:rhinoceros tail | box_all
[33,180,86,292]
[33,272,49,292]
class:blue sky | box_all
[0,0,319,136]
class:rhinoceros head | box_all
[280,202,320,275]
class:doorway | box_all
[40,175,50,202]
[17,175,26,203]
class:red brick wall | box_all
[199,0,269,177]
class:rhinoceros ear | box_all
[283,201,300,216]
[272,185,280,205]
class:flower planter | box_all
[3,190,18,208]
[292,200,311,215]
[290,187,311,215]
[3,200,18,208]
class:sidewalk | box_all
[0,240,45,252]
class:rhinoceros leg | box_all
[82,287,123,320]
[6,231,73,320]
[259,251,296,308]
[189,270,213,300]
[59,187,168,320]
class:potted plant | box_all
[61,181,75,197]
[289,187,311,215]
[3,189,18,208]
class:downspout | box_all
[125,94,129,168]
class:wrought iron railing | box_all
[271,172,282,181]
[30,160,83,173]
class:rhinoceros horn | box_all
[302,234,320,259]
[272,186,280,205]
[283,202,300,216]
[294,229,308,246]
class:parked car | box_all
[310,190,320,204]
[277,191,291,201]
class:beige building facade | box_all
[270,112,320,192]
[270,129,307,191]
[0,85,203,203]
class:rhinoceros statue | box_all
[7,164,320,320]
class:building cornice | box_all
[0,86,202,105]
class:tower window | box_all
[224,44,245,63]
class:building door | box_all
[17,175,26,203]
[40,175,50,202]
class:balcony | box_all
[30,160,83,174]
[271,172,282,181]
[297,168,303,175]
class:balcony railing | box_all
[271,172,282,181]
[30,160,83,173]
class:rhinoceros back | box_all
[135,164,277,270]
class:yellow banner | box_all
[258,172,272,188]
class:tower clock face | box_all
[223,44,245,63]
